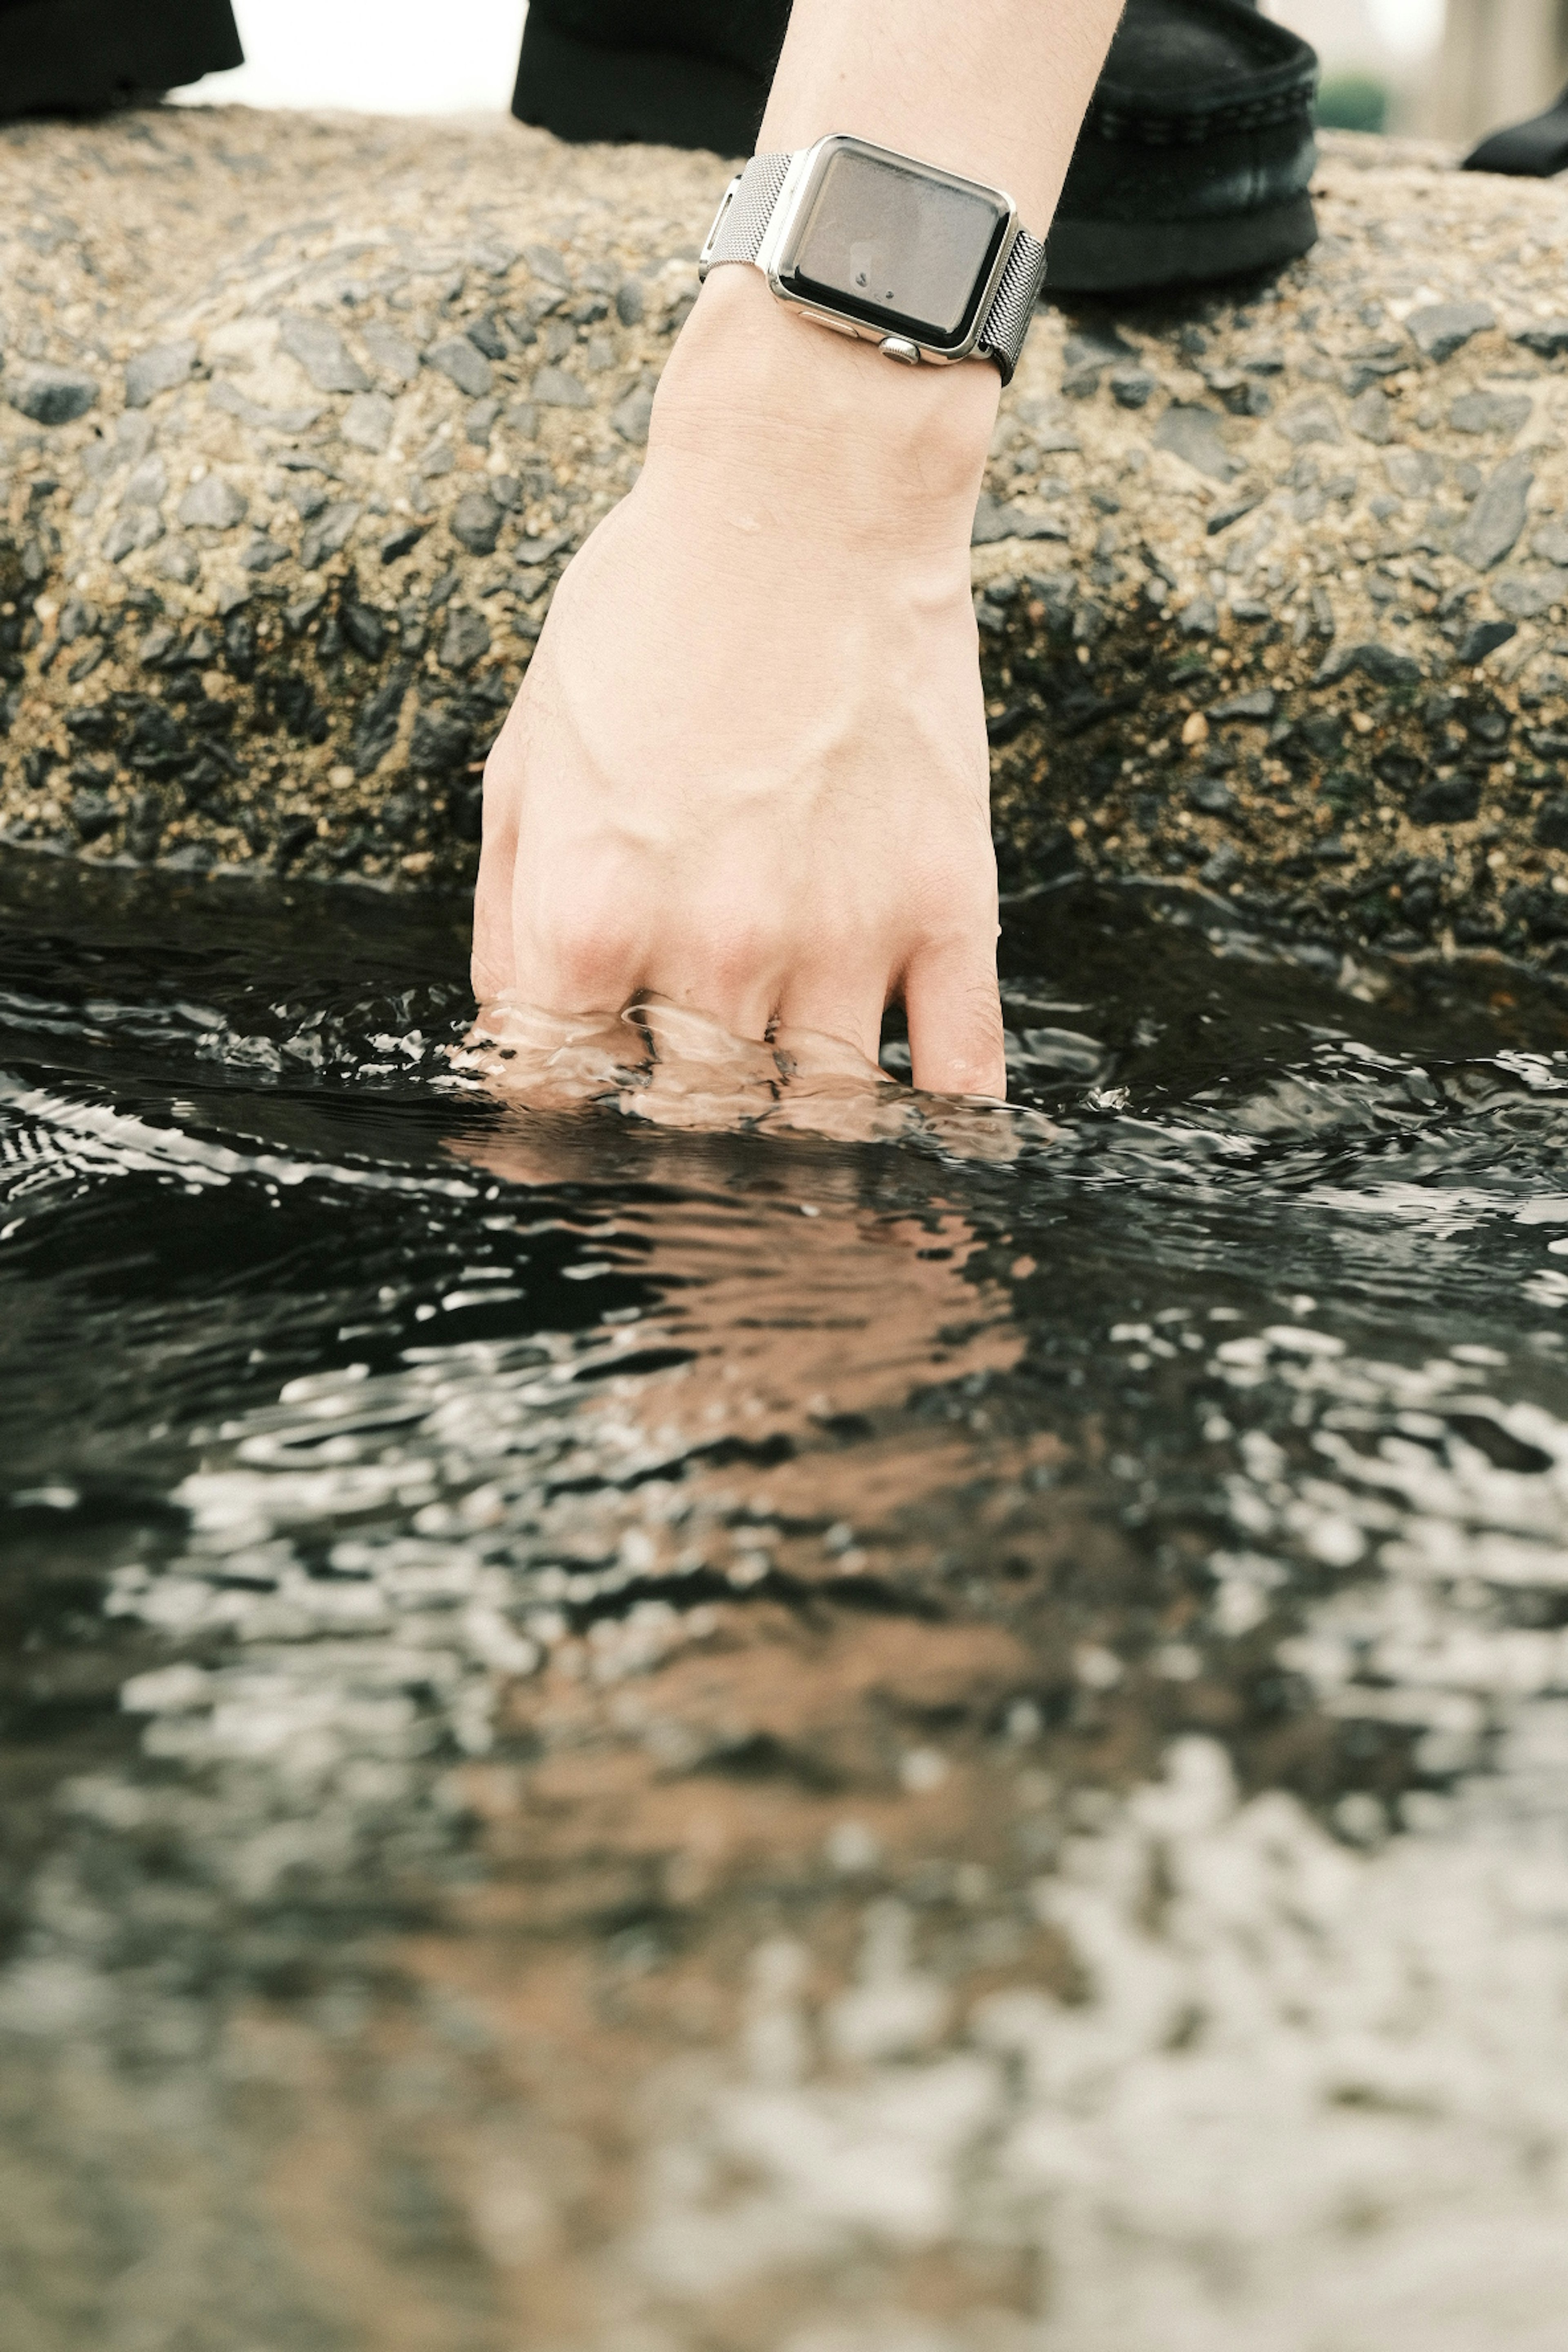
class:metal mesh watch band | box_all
[702,149,1047,386]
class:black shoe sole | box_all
[0,0,241,117]
[1463,87,1568,176]
[1045,190,1317,293]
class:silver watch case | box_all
[698,132,1022,369]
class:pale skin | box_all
[473,0,1125,1096]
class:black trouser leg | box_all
[512,0,792,154]
[0,0,242,118]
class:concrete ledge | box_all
[3,112,1568,967]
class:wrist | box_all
[644,266,998,550]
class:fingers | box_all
[771,972,889,1070]
[902,935,1007,1099]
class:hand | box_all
[472,268,1007,1097]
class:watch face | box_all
[782,143,1011,351]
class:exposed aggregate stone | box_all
[4,112,1568,971]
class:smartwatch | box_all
[698,133,1048,385]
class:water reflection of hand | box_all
[452,1120,1022,1440]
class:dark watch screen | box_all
[784,145,1009,350]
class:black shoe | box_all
[0,0,241,118]
[1462,84,1568,176]
[1047,0,1319,292]
[516,0,1318,296]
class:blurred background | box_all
[176,0,1568,153]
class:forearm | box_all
[761,0,1125,234]
[655,0,1125,510]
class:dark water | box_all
[4,846,1568,2352]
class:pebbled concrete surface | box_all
[3,111,1568,969]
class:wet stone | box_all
[1411,771,1482,825]
[352,666,410,774]
[4,111,1568,956]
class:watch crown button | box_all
[878,335,921,365]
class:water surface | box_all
[3,848,1568,2351]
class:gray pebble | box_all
[5,363,99,425]
[240,535,287,572]
[450,490,502,556]
[465,397,501,446]
[615,279,645,328]
[1534,518,1568,566]
[155,539,200,585]
[121,452,168,511]
[531,364,590,409]
[1153,404,1241,483]
[427,336,492,398]
[103,511,163,563]
[1348,386,1395,445]
[1383,445,1439,498]
[1406,300,1494,362]
[1199,843,1245,889]
[178,474,248,531]
[1209,687,1276,722]
[1110,368,1154,410]
[300,501,362,569]
[1178,595,1218,635]
[125,340,197,408]
[1450,390,1531,438]
[1516,319,1568,359]
[465,315,507,363]
[1276,398,1342,448]
[612,384,654,445]
[524,243,572,289]
[1492,568,1568,619]
[1454,456,1532,570]
[973,494,1069,547]
[1457,616,1515,665]
[359,321,423,384]
[1412,773,1481,824]
[1533,794,1568,848]
[439,605,492,670]
[277,310,370,394]
[1189,774,1235,814]
[341,391,395,454]
[1206,491,1264,537]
